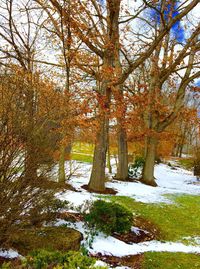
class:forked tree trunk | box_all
[142,137,158,186]
[116,126,128,180]
[88,115,109,192]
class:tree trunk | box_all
[175,144,180,157]
[142,137,158,186]
[116,126,128,180]
[144,136,148,158]
[88,115,109,192]
[107,137,112,174]
[59,144,66,183]
[179,144,183,158]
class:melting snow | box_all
[2,161,200,269]
[57,161,200,205]
[0,249,20,259]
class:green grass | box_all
[177,158,194,170]
[108,195,200,267]
[71,153,93,163]
[71,142,93,163]
[109,195,200,243]
[72,142,94,155]
[142,252,200,269]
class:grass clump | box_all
[84,200,133,235]
[142,252,200,269]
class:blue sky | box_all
[98,0,185,43]
[195,80,200,87]
[98,0,104,4]
[148,2,185,43]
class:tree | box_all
[135,2,200,185]
[49,0,198,191]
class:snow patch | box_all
[0,249,20,259]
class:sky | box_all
[146,1,185,43]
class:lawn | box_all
[142,252,200,269]
[109,194,200,243]
[72,142,94,155]
[108,194,200,268]
[71,152,93,163]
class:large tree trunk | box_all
[142,137,158,186]
[88,115,109,192]
[88,0,120,192]
[116,126,128,180]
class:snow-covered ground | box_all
[56,161,200,268]
[57,161,200,207]
[55,219,200,257]
[2,161,200,269]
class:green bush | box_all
[128,156,145,178]
[84,200,133,235]
[23,249,107,269]
[22,249,91,269]
[2,250,108,269]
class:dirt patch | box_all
[133,217,161,239]
[91,253,144,269]
[113,228,154,244]
[81,184,117,194]
[112,216,158,244]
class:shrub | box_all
[2,250,108,269]
[0,68,69,247]
[10,226,82,255]
[128,156,145,178]
[23,249,93,269]
[84,200,133,235]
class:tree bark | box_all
[116,126,128,180]
[88,114,109,192]
[142,137,158,186]
[107,137,112,174]
[179,145,183,158]
[58,144,66,182]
